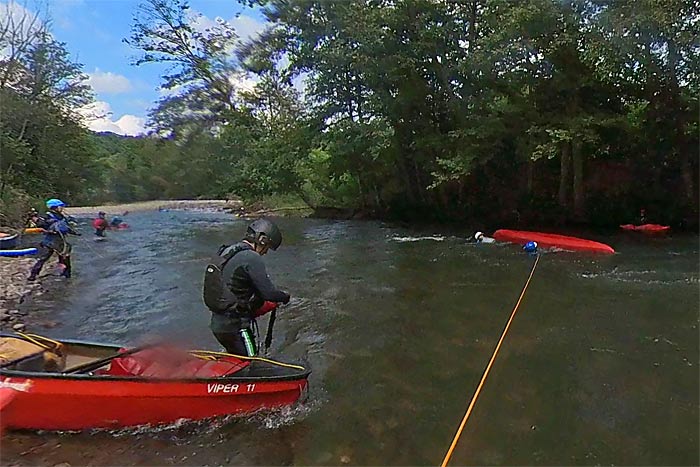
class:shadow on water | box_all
[2,212,698,466]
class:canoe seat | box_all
[101,347,249,379]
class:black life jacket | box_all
[202,244,247,313]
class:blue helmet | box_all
[46,198,66,209]
[523,241,538,252]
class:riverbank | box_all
[0,257,50,333]
[65,199,244,215]
[65,196,317,219]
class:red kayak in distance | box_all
[620,224,670,233]
[493,229,615,254]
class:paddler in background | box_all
[639,208,648,224]
[92,211,108,237]
[109,216,124,229]
[203,218,291,356]
[25,208,40,228]
[28,198,81,281]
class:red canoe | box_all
[0,387,18,436]
[493,229,615,254]
[620,224,670,233]
[0,336,310,431]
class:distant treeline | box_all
[1,0,697,229]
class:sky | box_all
[5,0,269,135]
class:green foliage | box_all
[5,0,697,228]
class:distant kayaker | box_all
[109,216,123,228]
[473,231,496,244]
[92,212,108,237]
[28,199,81,281]
[203,218,291,356]
[639,208,648,224]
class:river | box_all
[3,211,698,466]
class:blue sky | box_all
[41,0,268,135]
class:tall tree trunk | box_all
[558,141,571,208]
[666,39,695,205]
[572,138,585,220]
[468,0,478,47]
[679,150,695,205]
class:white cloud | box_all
[0,1,47,58]
[189,12,217,32]
[229,71,257,95]
[87,69,132,94]
[230,14,266,43]
[188,9,266,44]
[78,100,147,136]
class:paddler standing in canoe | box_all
[203,218,291,356]
[27,199,81,281]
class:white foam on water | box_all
[579,268,698,286]
[390,235,445,242]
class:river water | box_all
[2,211,698,466]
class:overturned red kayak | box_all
[0,335,310,431]
[620,224,670,233]
[493,229,615,254]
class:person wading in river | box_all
[28,198,81,281]
[203,218,290,356]
[92,211,108,237]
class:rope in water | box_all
[441,253,541,467]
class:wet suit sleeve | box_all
[245,254,290,304]
[35,216,51,229]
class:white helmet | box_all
[474,231,484,241]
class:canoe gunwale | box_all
[0,337,310,383]
[0,368,311,384]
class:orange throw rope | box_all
[441,253,541,467]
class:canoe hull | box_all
[0,337,310,431]
[0,248,38,257]
[493,229,615,254]
[0,387,18,436]
[1,375,308,430]
[0,234,18,249]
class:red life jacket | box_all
[93,218,108,230]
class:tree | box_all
[125,0,243,130]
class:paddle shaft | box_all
[264,309,277,352]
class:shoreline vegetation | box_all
[2,1,697,238]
